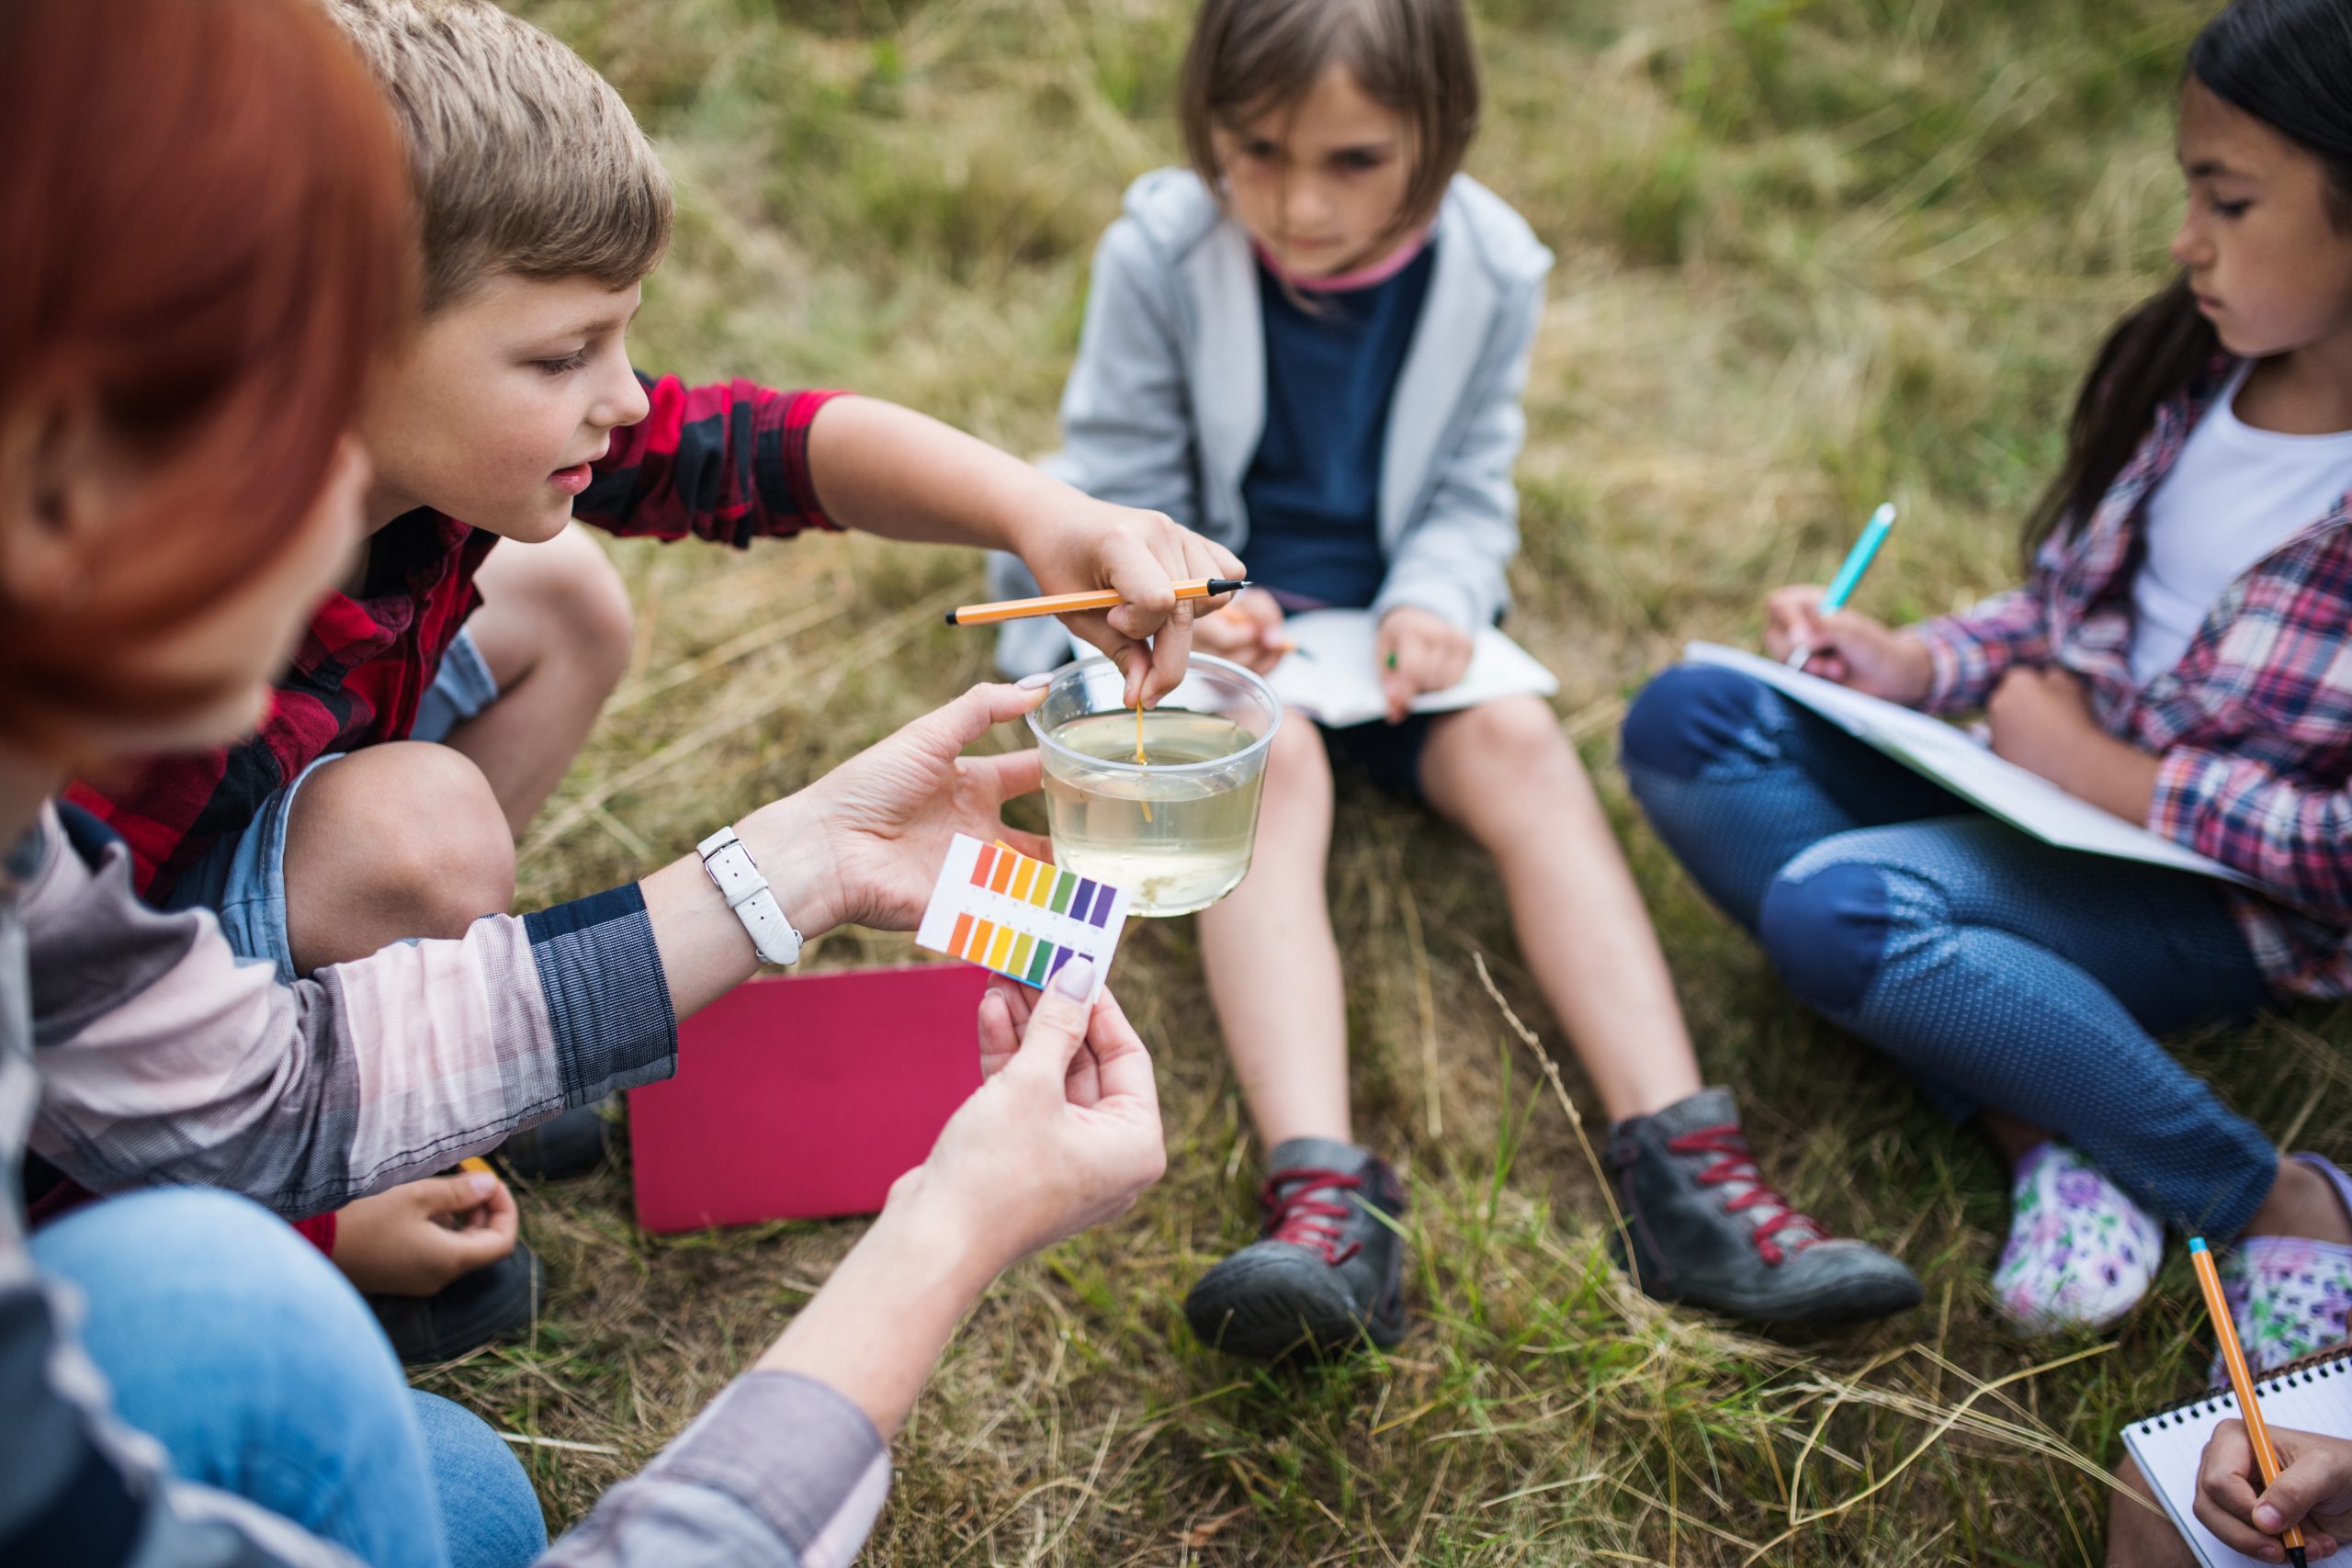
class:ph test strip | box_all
[915,835,1130,998]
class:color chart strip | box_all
[968,841,1116,929]
[916,835,1131,999]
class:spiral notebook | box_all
[2121,1346,2352,1564]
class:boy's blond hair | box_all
[326,0,671,310]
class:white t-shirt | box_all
[2131,360,2352,685]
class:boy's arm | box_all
[586,371,1239,705]
[1368,280,1542,637]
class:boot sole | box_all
[1184,1253,1405,1360]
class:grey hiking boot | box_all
[1607,1088,1920,1326]
[1183,1137,1408,1360]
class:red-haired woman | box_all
[3,4,1162,1566]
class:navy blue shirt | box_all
[1240,243,1437,609]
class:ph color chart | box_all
[915,835,1130,997]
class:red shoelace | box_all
[1260,1168,1363,1266]
[1664,1126,1828,1267]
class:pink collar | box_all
[1251,224,1433,293]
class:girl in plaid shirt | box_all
[1624,0,2352,1371]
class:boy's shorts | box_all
[163,626,502,984]
[1317,714,1436,804]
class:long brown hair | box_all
[1179,0,1480,265]
[2027,0,2352,559]
[0,0,414,745]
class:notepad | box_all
[1267,609,1560,728]
[2121,1347,2352,1565]
[914,835,1128,998]
[1682,642,2264,890]
[628,963,988,1231]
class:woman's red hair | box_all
[0,0,414,747]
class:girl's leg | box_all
[1424,694,1920,1326]
[1196,711,1350,1146]
[29,1189,455,1568]
[1620,662,1965,931]
[1420,695,1700,1119]
[1187,716,1415,1359]
[1756,817,2277,1238]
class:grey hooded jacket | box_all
[990,166,1554,675]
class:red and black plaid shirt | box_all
[68,375,843,898]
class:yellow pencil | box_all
[2191,1235,2310,1567]
[944,578,1250,626]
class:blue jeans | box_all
[163,625,502,984]
[1620,663,2278,1240]
[30,1189,547,1568]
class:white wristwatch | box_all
[696,825,804,966]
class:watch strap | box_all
[696,825,804,966]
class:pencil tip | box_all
[943,610,959,626]
[2189,1236,2209,1254]
[2289,1547,2309,1568]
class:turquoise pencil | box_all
[1785,502,1898,670]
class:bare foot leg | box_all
[2107,1454,2199,1566]
[2244,1156,2352,1247]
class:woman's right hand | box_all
[1190,590,1289,676]
[1763,585,1935,706]
[894,957,1166,1276]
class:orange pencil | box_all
[944,577,1250,626]
[2190,1235,2310,1567]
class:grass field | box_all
[428,0,2352,1560]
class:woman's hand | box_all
[1376,605,1474,724]
[1012,495,1245,709]
[743,681,1054,937]
[899,957,1165,1270]
[1762,586,1934,705]
[752,955,1165,1438]
[2196,1420,2352,1560]
[1191,591,1289,676]
[1984,665,2161,820]
[330,1170,517,1297]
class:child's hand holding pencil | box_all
[2198,1420,2352,1562]
[1762,586,1934,706]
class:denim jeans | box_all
[30,1188,547,1568]
[1620,662,2279,1240]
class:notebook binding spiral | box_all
[2132,1345,2352,1434]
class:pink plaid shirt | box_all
[1913,358,2352,998]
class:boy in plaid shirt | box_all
[65,0,1236,1348]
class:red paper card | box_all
[628,963,988,1233]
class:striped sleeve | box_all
[576,376,847,548]
[542,1372,891,1568]
[1913,586,2052,716]
[24,813,677,1216]
[2150,745,2352,915]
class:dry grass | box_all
[420,0,2352,1560]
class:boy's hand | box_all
[747,680,1051,937]
[1191,591,1289,676]
[1762,586,1934,704]
[330,1171,518,1297]
[894,958,1165,1273]
[2197,1420,2352,1560]
[1013,497,1245,709]
[1376,605,1473,724]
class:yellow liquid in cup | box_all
[1042,709,1264,917]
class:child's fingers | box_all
[416,1170,502,1220]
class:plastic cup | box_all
[1027,654,1282,917]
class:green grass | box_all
[427,0,2352,1559]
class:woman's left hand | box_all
[1375,605,1475,724]
[1985,665,2161,821]
[1012,497,1245,710]
[744,681,1053,936]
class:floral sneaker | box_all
[2212,1154,2352,1384]
[1991,1143,2162,1335]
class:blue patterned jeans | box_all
[1620,662,2278,1241]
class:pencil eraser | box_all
[2188,1236,2209,1254]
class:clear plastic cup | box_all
[1027,654,1282,917]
